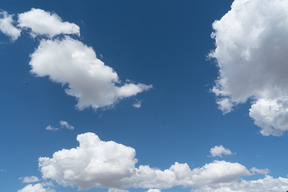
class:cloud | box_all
[20,176,40,183]
[59,120,74,130]
[133,100,142,108]
[192,176,288,192]
[210,0,288,136]
[39,132,137,190]
[39,132,250,190]
[45,125,59,131]
[30,37,152,110]
[147,189,161,192]
[108,189,129,192]
[18,8,79,38]
[18,183,54,192]
[250,167,270,175]
[210,145,232,157]
[0,11,21,41]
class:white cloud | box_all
[18,183,54,192]
[192,176,288,192]
[39,132,137,190]
[210,145,232,157]
[133,100,142,108]
[30,37,152,110]
[59,120,74,130]
[20,176,40,183]
[45,125,59,131]
[147,189,161,192]
[39,132,250,190]
[0,11,21,41]
[18,8,79,38]
[250,167,270,175]
[210,0,288,136]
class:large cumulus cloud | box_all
[211,0,288,136]
[39,132,250,190]
[30,37,152,110]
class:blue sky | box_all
[1,0,288,191]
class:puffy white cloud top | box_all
[30,37,152,110]
[211,0,288,136]
[39,132,137,189]
[210,145,232,157]
[39,133,250,190]
[18,8,79,38]
[0,11,21,41]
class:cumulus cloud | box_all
[210,0,288,136]
[20,176,40,183]
[18,8,79,38]
[250,167,270,175]
[0,11,21,41]
[39,132,137,190]
[192,176,288,192]
[39,132,250,190]
[30,37,152,110]
[59,120,74,130]
[18,183,54,192]
[210,145,232,157]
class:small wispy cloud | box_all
[251,167,270,175]
[20,176,40,183]
[46,121,74,131]
[133,100,142,108]
[45,125,59,131]
[60,120,74,130]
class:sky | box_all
[1,0,288,191]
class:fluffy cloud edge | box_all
[0,11,21,41]
[18,8,80,38]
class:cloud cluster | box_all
[211,0,288,136]
[0,11,21,41]
[0,8,152,110]
[30,37,151,110]
[18,8,79,38]
[209,145,232,157]
[39,133,250,190]
[193,176,288,192]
